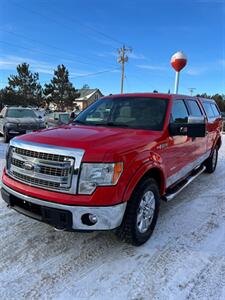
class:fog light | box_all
[81,213,98,226]
[88,214,97,224]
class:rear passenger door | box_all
[185,99,207,159]
[201,101,221,153]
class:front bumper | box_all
[1,183,127,231]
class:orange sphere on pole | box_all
[170,51,187,94]
[170,51,187,72]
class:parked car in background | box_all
[34,108,46,119]
[45,112,70,128]
[0,106,46,142]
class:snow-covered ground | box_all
[0,136,225,300]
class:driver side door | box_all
[163,99,194,188]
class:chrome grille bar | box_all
[6,139,85,194]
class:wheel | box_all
[204,146,218,173]
[3,129,10,143]
[115,178,160,246]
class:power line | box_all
[12,1,124,47]
[0,40,118,70]
[0,28,118,69]
[70,67,120,79]
[0,65,119,87]
[50,8,124,46]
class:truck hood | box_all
[15,124,162,161]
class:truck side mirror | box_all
[187,116,206,138]
[169,116,206,138]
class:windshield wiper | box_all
[92,122,129,127]
[105,122,129,127]
[73,120,129,127]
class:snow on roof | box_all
[75,88,100,101]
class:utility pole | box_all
[188,88,196,96]
[117,45,132,94]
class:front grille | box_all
[8,145,75,192]
[17,124,38,130]
[15,147,69,162]
[12,158,69,177]
[12,171,60,189]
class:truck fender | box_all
[122,162,166,202]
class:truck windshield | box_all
[74,97,168,131]
[6,109,36,118]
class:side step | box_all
[163,165,206,202]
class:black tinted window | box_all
[210,103,220,117]
[75,97,168,131]
[202,102,215,118]
[171,100,188,123]
[188,100,202,117]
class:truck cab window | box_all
[187,100,202,117]
[171,100,189,123]
[202,102,215,118]
[210,103,220,117]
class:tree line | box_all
[196,93,225,112]
[0,63,80,110]
[0,62,225,112]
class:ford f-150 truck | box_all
[1,93,222,245]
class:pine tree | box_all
[43,64,79,111]
[6,63,42,106]
[82,84,90,89]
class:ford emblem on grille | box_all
[23,161,34,171]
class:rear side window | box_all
[171,100,189,123]
[187,100,202,117]
[202,102,215,118]
[210,103,220,117]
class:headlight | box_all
[5,123,16,128]
[78,162,123,194]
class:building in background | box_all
[74,88,103,110]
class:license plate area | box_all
[1,188,73,229]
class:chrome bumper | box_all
[1,183,127,231]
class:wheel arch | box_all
[123,165,166,202]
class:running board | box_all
[163,165,206,202]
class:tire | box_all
[115,178,160,246]
[204,146,218,173]
[3,129,10,143]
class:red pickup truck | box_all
[1,93,222,245]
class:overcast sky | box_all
[0,0,224,95]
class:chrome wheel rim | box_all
[136,190,155,233]
[212,149,217,169]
